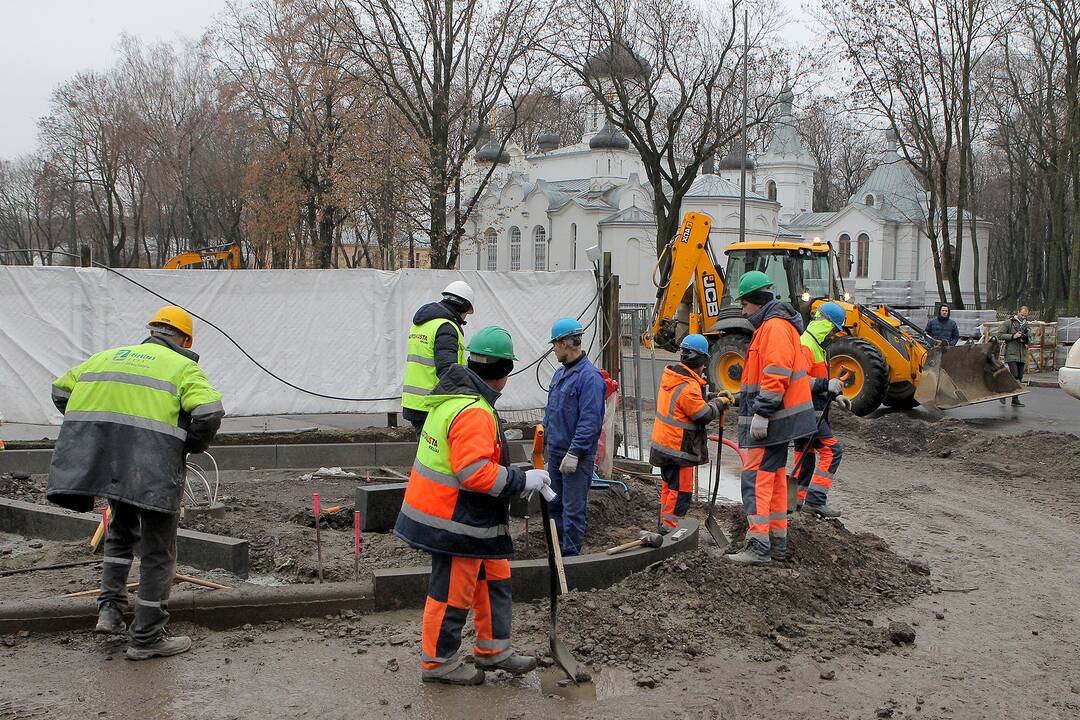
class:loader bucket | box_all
[914,344,1025,410]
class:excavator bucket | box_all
[914,344,1025,410]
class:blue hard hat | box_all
[550,317,585,342]
[679,334,709,356]
[817,301,846,331]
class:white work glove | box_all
[827,378,844,396]
[559,453,579,475]
[749,414,769,441]
[832,395,853,411]
[522,468,551,498]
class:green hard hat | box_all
[736,270,774,300]
[467,326,517,360]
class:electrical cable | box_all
[1,249,607,403]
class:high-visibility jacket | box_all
[46,336,224,514]
[649,363,718,467]
[402,310,466,413]
[394,365,527,558]
[738,300,816,448]
[800,318,836,436]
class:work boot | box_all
[726,544,771,565]
[999,397,1006,404]
[803,503,842,519]
[125,634,192,661]
[770,538,790,562]
[1011,398,1025,407]
[475,651,538,676]
[94,603,127,635]
[421,663,486,685]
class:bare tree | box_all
[336,0,564,268]
[796,94,875,211]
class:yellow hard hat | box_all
[148,305,194,339]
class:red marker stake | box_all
[353,511,361,581]
[313,493,323,583]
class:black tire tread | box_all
[827,337,889,416]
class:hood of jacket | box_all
[429,363,500,407]
[748,299,804,333]
[658,363,705,392]
[413,300,464,328]
[144,335,200,363]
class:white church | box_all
[458,59,990,307]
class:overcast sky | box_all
[0,0,822,159]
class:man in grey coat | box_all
[992,305,1030,407]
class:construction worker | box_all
[543,317,607,556]
[402,280,476,430]
[727,271,816,565]
[792,302,852,519]
[394,326,550,685]
[46,306,224,660]
[649,334,725,533]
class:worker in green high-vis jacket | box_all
[402,281,476,430]
[46,306,224,661]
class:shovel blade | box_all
[549,634,581,683]
[915,344,1025,409]
[704,512,729,548]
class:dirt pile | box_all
[0,473,46,503]
[520,506,930,683]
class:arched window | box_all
[533,225,547,271]
[767,180,777,201]
[509,226,521,270]
[484,228,498,271]
[571,223,578,270]
[838,233,852,279]
[864,194,875,207]
[857,232,870,277]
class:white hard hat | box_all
[442,280,475,310]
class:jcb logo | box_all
[702,272,720,316]
[679,224,693,244]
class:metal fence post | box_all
[631,310,645,461]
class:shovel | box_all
[538,487,581,684]
[704,411,729,548]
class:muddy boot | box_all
[1011,397,1025,407]
[999,397,1006,404]
[726,544,771,565]
[770,538,790,562]
[475,651,538,676]
[803,503,841,519]
[125,633,192,661]
[94,602,127,635]
[422,663,486,685]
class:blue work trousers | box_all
[547,452,594,556]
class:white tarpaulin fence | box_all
[0,266,599,425]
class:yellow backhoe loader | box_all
[163,244,242,270]
[645,212,1023,415]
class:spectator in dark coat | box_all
[925,303,960,346]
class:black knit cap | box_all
[742,288,774,306]
[468,357,514,380]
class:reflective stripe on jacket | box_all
[649,363,717,467]
[738,301,817,448]
[46,336,224,514]
[402,316,466,411]
[394,365,527,558]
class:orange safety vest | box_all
[649,363,717,467]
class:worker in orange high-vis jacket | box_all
[728,271,816,565]
[649,334,726,533]
[793,302,852,519]
[393,326,551,686]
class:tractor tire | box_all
[708,334,750,395]
[827,337,889,416]
[883,381,920,410]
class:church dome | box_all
[584,41,651,79]
[718,148,756,171]
[778,87,795,105]
[476,138,509,164]
[589,120,630,151]
[536,132,560,152]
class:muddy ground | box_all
[2,409,1079,719]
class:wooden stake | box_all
[63,581,137,598]
[174,573,229,590]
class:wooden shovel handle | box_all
[548,518,569,595]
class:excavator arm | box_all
[163,244,241,270]
[646,212,726,352]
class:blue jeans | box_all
[547,452,594,556]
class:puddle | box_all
[538,664,639,701]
